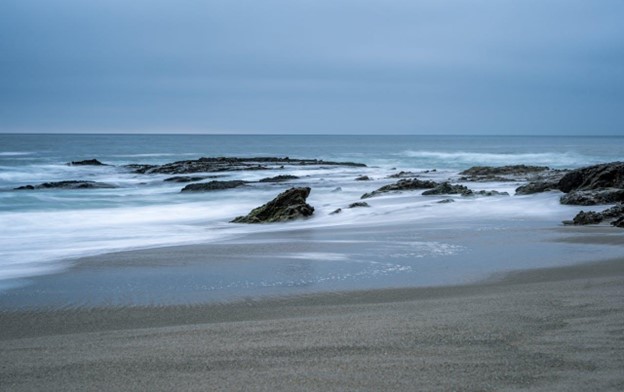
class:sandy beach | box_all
[1,257,623,391]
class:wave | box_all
[0,152,33,157]
[396,150,595,169]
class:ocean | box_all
[1,134,623,305]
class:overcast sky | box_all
[1,0,623,135]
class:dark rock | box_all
[259,175,299,183]
[437,198,455,204]
[348,202,370,208]
[387,171,417,179]
[563,203,624,227]
[612,216,624,228]
[361,178,438,199]
[601,204,624,219]
[515,181,559,195]
[474,190,510,196]
[68,159,107,166]
[558,162,624,193]
[330,208,342,215]
[181,180,247,192]
[129,157,366,175]
[572,211,604,225]
[164,176,222,183]
[560,188,624,205]
[355,176,372,181]
[460,165,550,177]
[14,180,117,190]
[123,164,158,173]
[422,182,473,196]
[231,187,314,223]
[331,187,342,193]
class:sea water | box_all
[0,134,623,302]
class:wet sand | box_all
[1,258,623,391]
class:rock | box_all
[437,198,455,204]
[572,211,604,225]
[258,175,299,183]
[180,180,247,192]
[460,165,550,177]
[348,202,370,208]
[612,216,624,228]
[14,180,117,190]
[558,162,624,193]
[474,190,510,196]
[128,157,366,175]
[560,188,624,205]
[68,159,107,166]
[231,187,314,223]
[563,203,624,227]
[361,178,438,199]
[601,204,624,219]
[330,208,342,215]
[422,182,473,196]
[164,176,222,183]
[387,171,417,179]
[331,187,342,192]
[515,181,559,195]
[355,176,372,181]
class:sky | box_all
[0,0,623,135]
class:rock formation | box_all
[231,187,314,223]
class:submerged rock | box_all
[387,171,418,179]
[68,159,107,166]
[180,180,247,192]
[331,187,342,193]
[14,180,117,190]
[437,198,455,204]
[422,182,473,196]
[164,176,222,183]
[474,190,510,196]
[231,187,314,223]
[258,175,299,183]
[355,176,372,181]
[361,178,438,199]
[348,202,370,208]
[330,208,342,215]
[460,165,550,177]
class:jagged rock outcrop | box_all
[231,187,314,223]
[361,178,438,199]
[556,162,624,205]
[68,159,108,166]
[127,157,366,175]
[180,180,247,192]
[422,182,473,196]
[558,162,624,193]
[348,202,370,208]
[258,175,299,183]
[14,180,117,190]
[564,204,624,228]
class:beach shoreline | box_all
[1,257,623,391]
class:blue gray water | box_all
[1,134,623,304]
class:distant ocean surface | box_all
[1,134,623,299]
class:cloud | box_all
[1,0,623,134]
